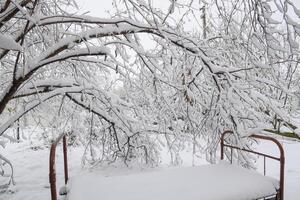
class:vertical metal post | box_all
[49,133,69,200]
[220,130,232,160]
[63,136,68,184]
[279,155,285,200]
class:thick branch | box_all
[0,0,32,28]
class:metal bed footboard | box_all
[49,132,69,200]
[221,130,285,200]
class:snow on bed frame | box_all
[49,131,285,200]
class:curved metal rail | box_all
[49,133,69,200]
[221,130,285,200]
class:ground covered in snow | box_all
[1,139,83,200]
[1,134,300,200]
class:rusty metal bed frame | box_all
[49,131,285,200]
[221,130,285,200]
[49,132,68,200]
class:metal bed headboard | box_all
[220,130,285,200]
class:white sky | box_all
[76,0,300,16]
[75,0,300,33]
[75,0,113,17]
[75,0,170,17]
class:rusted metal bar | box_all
[223,144,280,161]
[63,136,69,184]
[220,130,285,200]
[49,133,69,200]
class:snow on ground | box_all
[284,141,300,199]
[1,129,84,200]
[1,132,300,200]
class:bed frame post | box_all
[63,136,69,184]
[49,133,69,200]
[279,148,285,200]
[220,131,285,200]
[220,130,231,160]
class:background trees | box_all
[0,0,299,189]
